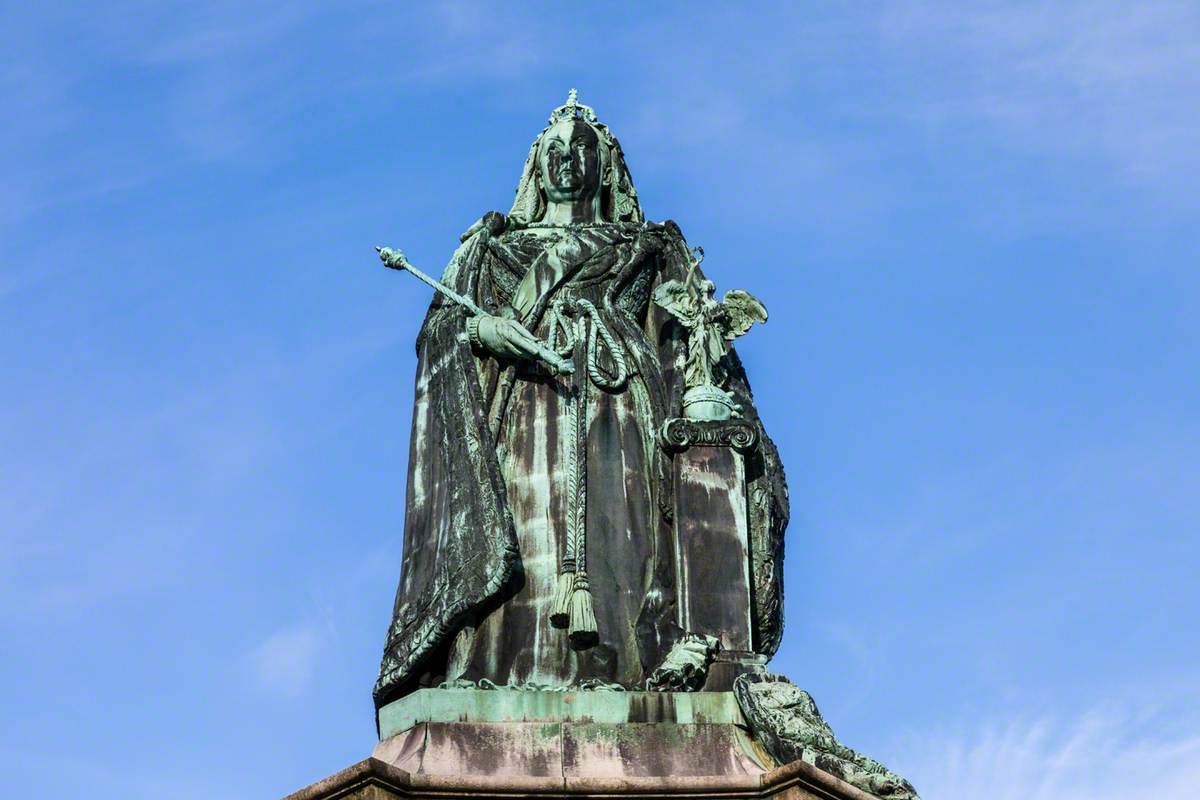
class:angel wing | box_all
[720,289,768,340]
[653,279,701,327]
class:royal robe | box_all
[374,218,788,708]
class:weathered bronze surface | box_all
[735,675,920,799]
[373,91,788,707]
[671,436,753,653]
[654,249,768,421]
[661,417,758,452]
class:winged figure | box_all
[654,251,768,395]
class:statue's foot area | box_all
[643,632,720,691]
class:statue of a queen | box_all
[373,91,789,709]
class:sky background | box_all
[3,2,1199,798]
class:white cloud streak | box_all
[896,690,1200,800]
[5,2,1200,238]
[878,2,1200,189]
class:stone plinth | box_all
[285,688,881,800]
[375,689,767,779]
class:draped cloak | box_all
[373,218,789,708]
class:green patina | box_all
[372,88,789,702]
[377,687,747,739]
[653,247,768,421]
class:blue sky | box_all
[3,3,1199,798]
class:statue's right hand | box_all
[474,315,543,361]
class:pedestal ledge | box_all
[283,754,883,800]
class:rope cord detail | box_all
[546,296,628,646]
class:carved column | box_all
[661,418,764,690]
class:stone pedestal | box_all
[376,689,768,778]
[284,689,882,800]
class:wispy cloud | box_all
[7,2,1198,239]
[878,2,1200,194]
[0,1,553,232]
[896,689,1200,799]
[617,3,1200,228]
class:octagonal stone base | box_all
[283,689,883,800]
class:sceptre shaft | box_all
[376,246,574,375]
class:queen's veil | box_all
[507,92,644,227]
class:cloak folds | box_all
[373,222,788,708]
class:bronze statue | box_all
[373,90,788,704]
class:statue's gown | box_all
[374,220,788,706]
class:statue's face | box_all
[537,119,603,205]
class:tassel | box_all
[550,570,574,629]
[567,572,598,648]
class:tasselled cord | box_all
[546,296,628,646]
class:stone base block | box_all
[284,689,882,800]
[375,721,768,779]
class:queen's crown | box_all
[548,88,599,125]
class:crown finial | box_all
[549,88,598,125]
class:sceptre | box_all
[376,246,574,375]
